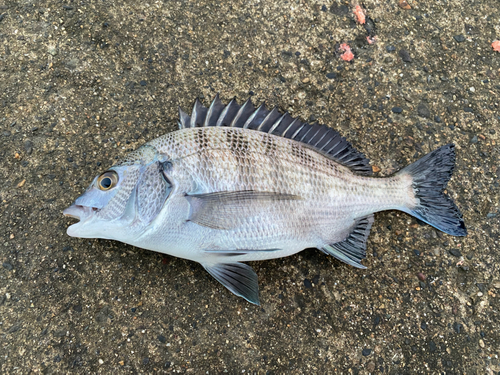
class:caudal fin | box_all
[399,144,467,236]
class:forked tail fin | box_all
[399,144,467,236]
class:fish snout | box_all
[63,204,97,221]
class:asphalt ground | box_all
[0,0,499,373]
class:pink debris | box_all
[340,43,354,62]
[492,40,500,52]
[353,5,366,24]
[366,36,377,45]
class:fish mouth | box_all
[63,205,101,237]
[63,205,98,222]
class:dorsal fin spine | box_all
[313,132,328,148]
[256,107,279,131]
[321,138,337,153]
[191,98,208,128]
[204,94,219,127]
[291,124,306,139]
[190,99,200,128]
[242,104,263,129]
[298,126,314,142]
[325,140,342,154]
[216,99,235,127]
[230,98,253,127]
[281,118,300,137]
[179,107,191,129]
[268,113,287,134]
[305,125,322,143]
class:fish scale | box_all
[160,128,344,195]
[64,95,466,305]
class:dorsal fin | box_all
[179,95,373,175]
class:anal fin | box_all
[202,262,260,305]
[320,214,374,269]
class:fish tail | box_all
[398,144,467,236]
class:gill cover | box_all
[100,144,172,225]
[134,161,172,225]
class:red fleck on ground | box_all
[366,36,377,44]
[353,5,366,24]
[493,40,500,52]
[340,43,354,61]
[417,273,427,282]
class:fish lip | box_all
[63,205,97,222]
[63,205,101,237]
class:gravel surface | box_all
[1,0,499,373]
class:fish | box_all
[63,94,467,305]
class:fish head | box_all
[63,144,173,240]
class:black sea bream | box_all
[64,95,467,304]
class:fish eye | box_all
[97,171,118,191]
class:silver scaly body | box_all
[135,127,413,262]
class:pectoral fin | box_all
[186,190,301,230]
[202,262,260,305]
